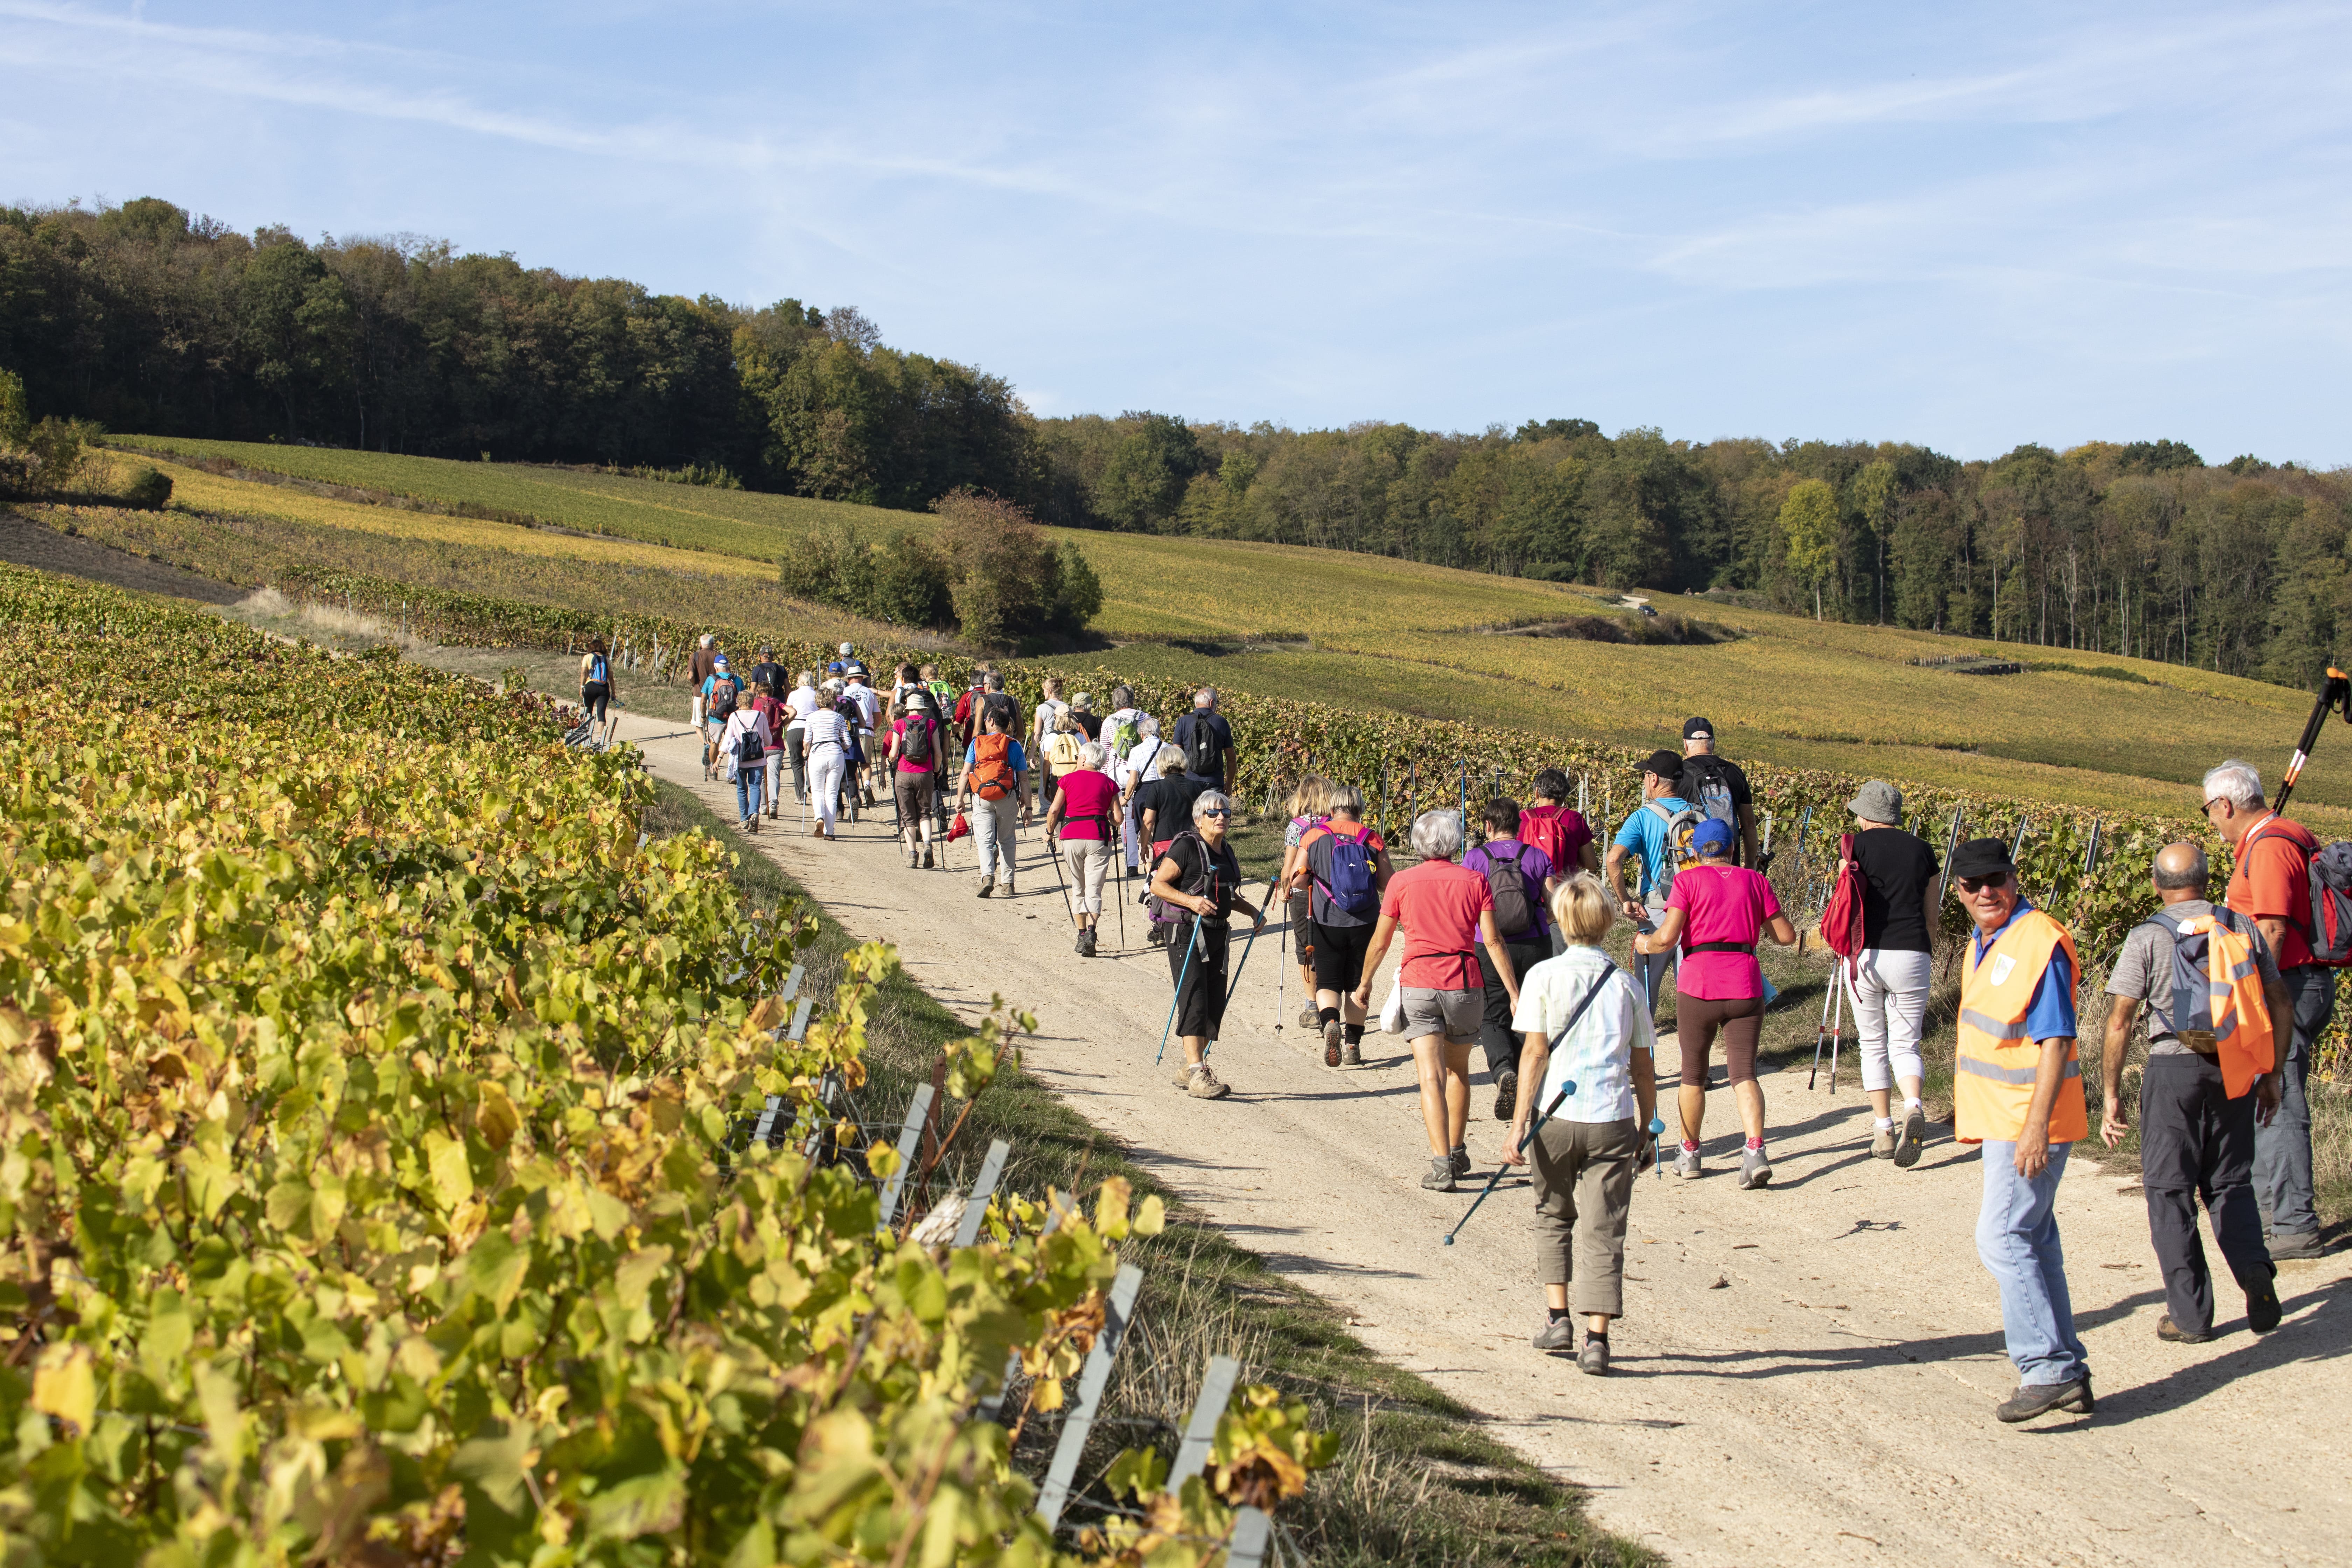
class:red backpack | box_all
[1819,833,1865,959]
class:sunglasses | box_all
[1955,875,2010,895]
[1199,808,1231,818]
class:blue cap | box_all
[1693,817,1735,855]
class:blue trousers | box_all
[735,765,765,823]
[1976,1141,2088,1386]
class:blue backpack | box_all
[1313,826,1379,920]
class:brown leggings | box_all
[1677,992,1764,1086]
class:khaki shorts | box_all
[1402,987,1481,1044]
[894,771,936,821]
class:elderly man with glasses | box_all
[2201,759,2334,1260]
[1949,836,2094,1425]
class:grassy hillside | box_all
[96,438,2352,819]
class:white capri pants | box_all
[808,743,847,837]
[1848,948,1932,1092]
[1063,837,1111,915]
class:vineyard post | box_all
[1035,1262,1146,1531]
[2010,816,2031,868]
[1457,757,1466,847]
[1379,759,1388,839]
[1167,1355,1241,1491]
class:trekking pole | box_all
[1115,853,1128,950]
[1275,919,1288,1035]
[2274,667,2352,816]
[1442,966,1618,1245]
[1048,833,1078,929]
[1155,916,1204,1066]
[1808,964,1837,1090]
[1650,1115,1668,1178]
[1224,893,1267,1008]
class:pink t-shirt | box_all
[1055,770,1119,841]
[1665,864,1782,1000]
[1380,861,1493,991]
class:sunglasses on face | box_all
[1956,875,2010,895]
[1199,807,1231,817]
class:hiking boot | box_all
[1187,1063,1230,1100]
[1073,929,1089,955]
[1170,1059,1195,1088]
[1578,1334,1611,1377]
[1421,1157,1457,1193]
[1494,1067,1518,1122]
[975,876,993,899]
[2156,1314,2212,1344]
[1893,1106,1928,1168]
[1001,875,1017,898]
[2248,1281,2283,1334]
[1870,1125,1897,1158]
[1322,1018,1343,1068]
[2268,1230,2326,1260]
[1532,1317,1576,1352]
[921,847,933,868]
[1299,1004,1321,1031]
[1995,1377,2093,1423]
[1674,1146,1702,1180]
[1341,1041,1362,1067]
[1449,1145,1471,1178]
[1737,1148,1773,1190]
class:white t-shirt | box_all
[838,683,881,728]
[784,686,820,728]
[1508,947,1651,1124]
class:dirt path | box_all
[612,712,2349,1567]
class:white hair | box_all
[1079,740,1109,771]
[1157,747,1185,777]
[2203,759,2264,811]
[1192,789,1232,824]
[698,633,714,648]
[1139,715,1161,736]
[1194,686,1218,708]
[1410,809,1463,862]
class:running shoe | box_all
[1531,1317,1576,1351]
[1577,1334,1611,1377]
[1341,1041,1361,1067]
[1674,1146,1702,1180]
[1870,1126,1897,1159]
[1449,1145,1471,1178]
[1421,1157,1456,1192]
[1893,1106,1928,1168]
[1322,1018,1343,1068]
[1738,1148,1773,1189]
[1494,1067,1518,1122]
[1299,1004,1321,1031]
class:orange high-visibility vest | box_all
[1956,908,2088,1145]
[2145,907,2277,1098]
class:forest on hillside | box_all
[4,196,2345,687]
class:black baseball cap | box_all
[1641,748,1684,779]
[1682,716,1714,741]
[1949,838,2017,881]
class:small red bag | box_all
[946,812,972,843]
[1819,833,1866,959]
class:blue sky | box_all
[6,1,2349,462]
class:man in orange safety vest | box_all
[2100,842,2288,1342]
[1952,836,2094,1425]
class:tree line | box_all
[7,197,2344,686]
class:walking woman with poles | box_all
[1044,740,1121,955]
[1149,790,1266,1100]
[1503,874,1660,1376]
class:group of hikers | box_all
[600,645,2333,1420]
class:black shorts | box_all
[1310,919,1375,994]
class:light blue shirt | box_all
[1509,946,1653,1124]
[1614,796,1694,904]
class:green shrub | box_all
[0,368,27,449]
[120,463,173,509]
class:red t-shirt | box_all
[2228,813,2316,968]
[1055,770,1119,841]
[1380,861,1493,990]
[1518,804,1592,874]
[1665,863,1782,1000]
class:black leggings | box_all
[1310,919,1374,994]
[581,682,610,722]
[1168,918,1232,1040]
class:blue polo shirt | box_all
[1969,900,2078,1041]
[1614,796,1694,902]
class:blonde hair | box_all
[1055,709,1081,733]
[1551,874,1615,946]
[1285,775,1333,819]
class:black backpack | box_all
[1183,714,1220,777]
[1482,844,1538,938]
[708,680,738,719]
[901,712,934,764]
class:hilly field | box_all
[82,436,2352,822]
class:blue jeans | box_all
[2256,964,2333,1239]
[1976,1141,2088,1386]
[735,765,765,822]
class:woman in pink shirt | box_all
[1634,817,1796,1189]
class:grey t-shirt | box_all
[2106,898,2280,1054]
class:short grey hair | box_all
[795,669,816,687]
[1410,808,1463,862]
[1157,747,1186,777]
[1192,789,1232,824]
[2203,759,2263,811]
[1079,740,1108,770]
[1138,715,1161,736]
[1327,783,1365,816]
[1194,686,1218,708]
[2153,843,2210,891]
[699,633,714,648]
[1110,685,1133,709]
[984,671,1006,692]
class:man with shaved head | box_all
[2102,841,2290,1342]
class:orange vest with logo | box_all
[1956,908,2088,1145]
[2147,908,2276,1098]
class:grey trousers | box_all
[1530,1116,1642,1317]
[2256,965,2334,1239]
[2141,1052,2271,1335]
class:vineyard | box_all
[0,564,1324,1563]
